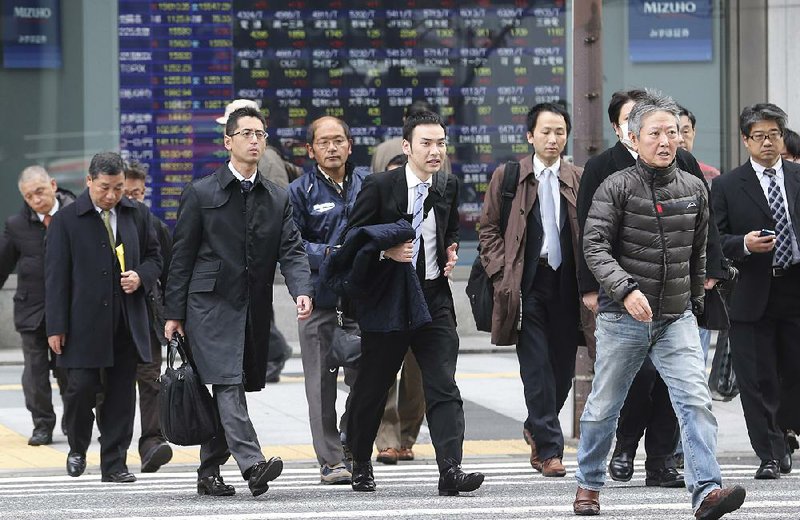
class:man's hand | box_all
[48,334,65,355]
[164,320,184,341]
[120,270,142,294]
[623,289,653,322]
[296,295,313,320]
[704,278,718,290]
[745,230,776,253]
[582,292,599,314]
[443,243,458,277]
[384,240,413,262]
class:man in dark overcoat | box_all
[0,166,74,446]
[45,152,162,482]
[164,105,313,497]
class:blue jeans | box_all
[576,310,722,511]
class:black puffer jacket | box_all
[583,158,708,319]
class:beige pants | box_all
[375,349,426,450]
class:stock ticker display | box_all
[119,1,566,238]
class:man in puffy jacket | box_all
[289,116,366,485]
[573,90,745,520]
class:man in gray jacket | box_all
[573,90,745,520]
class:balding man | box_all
[0,166,75,446]
[289,116,367,484]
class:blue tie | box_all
[764,168,793,268]
[241,179,253,194]
[411,182,429,267]
[540,169,561,270]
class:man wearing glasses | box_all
[711,103,800,479]
[289,116,366,484]
[165,105,313,497]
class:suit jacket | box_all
[0,189,75,333]
[343,166,460,279]
[164,164,312,390]
[576,141,727,294]
[45,190,162,368]
[711,159,800,321]
[479,155,587,346]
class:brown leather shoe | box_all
[376,448,398,465]
[573,487,600,515]
[542,457,567,477]
[397,447,414,461]
[522,428,542,472]
[694,485,746,520]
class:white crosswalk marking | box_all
[0,461,796,519]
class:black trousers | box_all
[136,329,164,456]
[64,325,139,476]
[730,269,800,461]
[517,264,577,461]
[613,357,680,470]
[20,325,68,435]
[347,278,464,473]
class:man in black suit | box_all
[123,163,173,473]
[0,166,74,446]
[576,90,728,487]
[711,103,800,479]
[164,105,313,497]
[45,152,162,482]
[343,110,484,496]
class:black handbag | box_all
[465,161,519,333]
[697,285,729,330]
[326,304,361,370]
[708,330,739,401]
[159,333,219,446]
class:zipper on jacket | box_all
[649,175,668,317]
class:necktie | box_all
[42,214,52,228]
[101,209,115,248]
[764,168,793,268]
[411,182,429,268]
[241,179,253,194]
[540,169,561,270]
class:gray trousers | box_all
[375,349,426,450]
[298,307,358,466]
[198,384,264,479]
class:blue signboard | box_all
[628,0,713,63]
[2,0,62,68]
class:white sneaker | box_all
[320,462,352,484]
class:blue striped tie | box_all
[764,168,793,268]
[411,182,429,266]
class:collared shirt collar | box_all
[532,154,561,180]
[93,204,116,216]
[405,164,431,189]
[751,157,783,179]
[317,165,345,192]
[228,161,256,182]
[36,198,59,222]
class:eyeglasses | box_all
[313,138,348,150]
[747,130,783,143]
[230,129,268,140]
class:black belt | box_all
[771,265,797,277]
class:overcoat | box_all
[45,190,162,367]
[164,164,312,390]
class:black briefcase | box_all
[159,333,218,446]
[326,304,361,370]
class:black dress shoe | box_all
[438,461,485,496]
[197,475,236,496]
[754,459,780,479]
[66,452,86,477]
[101,471,137,483]
[247,457,283,496]
[141,442,173,473]
[351,460,376,492]
[645,467,686,488]
[28,430,52,446]
[608,451,634,482]
[781,432,797,474]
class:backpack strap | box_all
[499,161,520,235]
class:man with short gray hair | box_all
[574,91,745,519]
[0,166,74,446]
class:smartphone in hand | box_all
[760,229,776,237]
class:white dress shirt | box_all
[405,165,439,280]
[744,158,800,262]
[94,205,117,242]
[228,161,256,182]
[36,198,59,223]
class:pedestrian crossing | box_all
[0,460,797,519]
